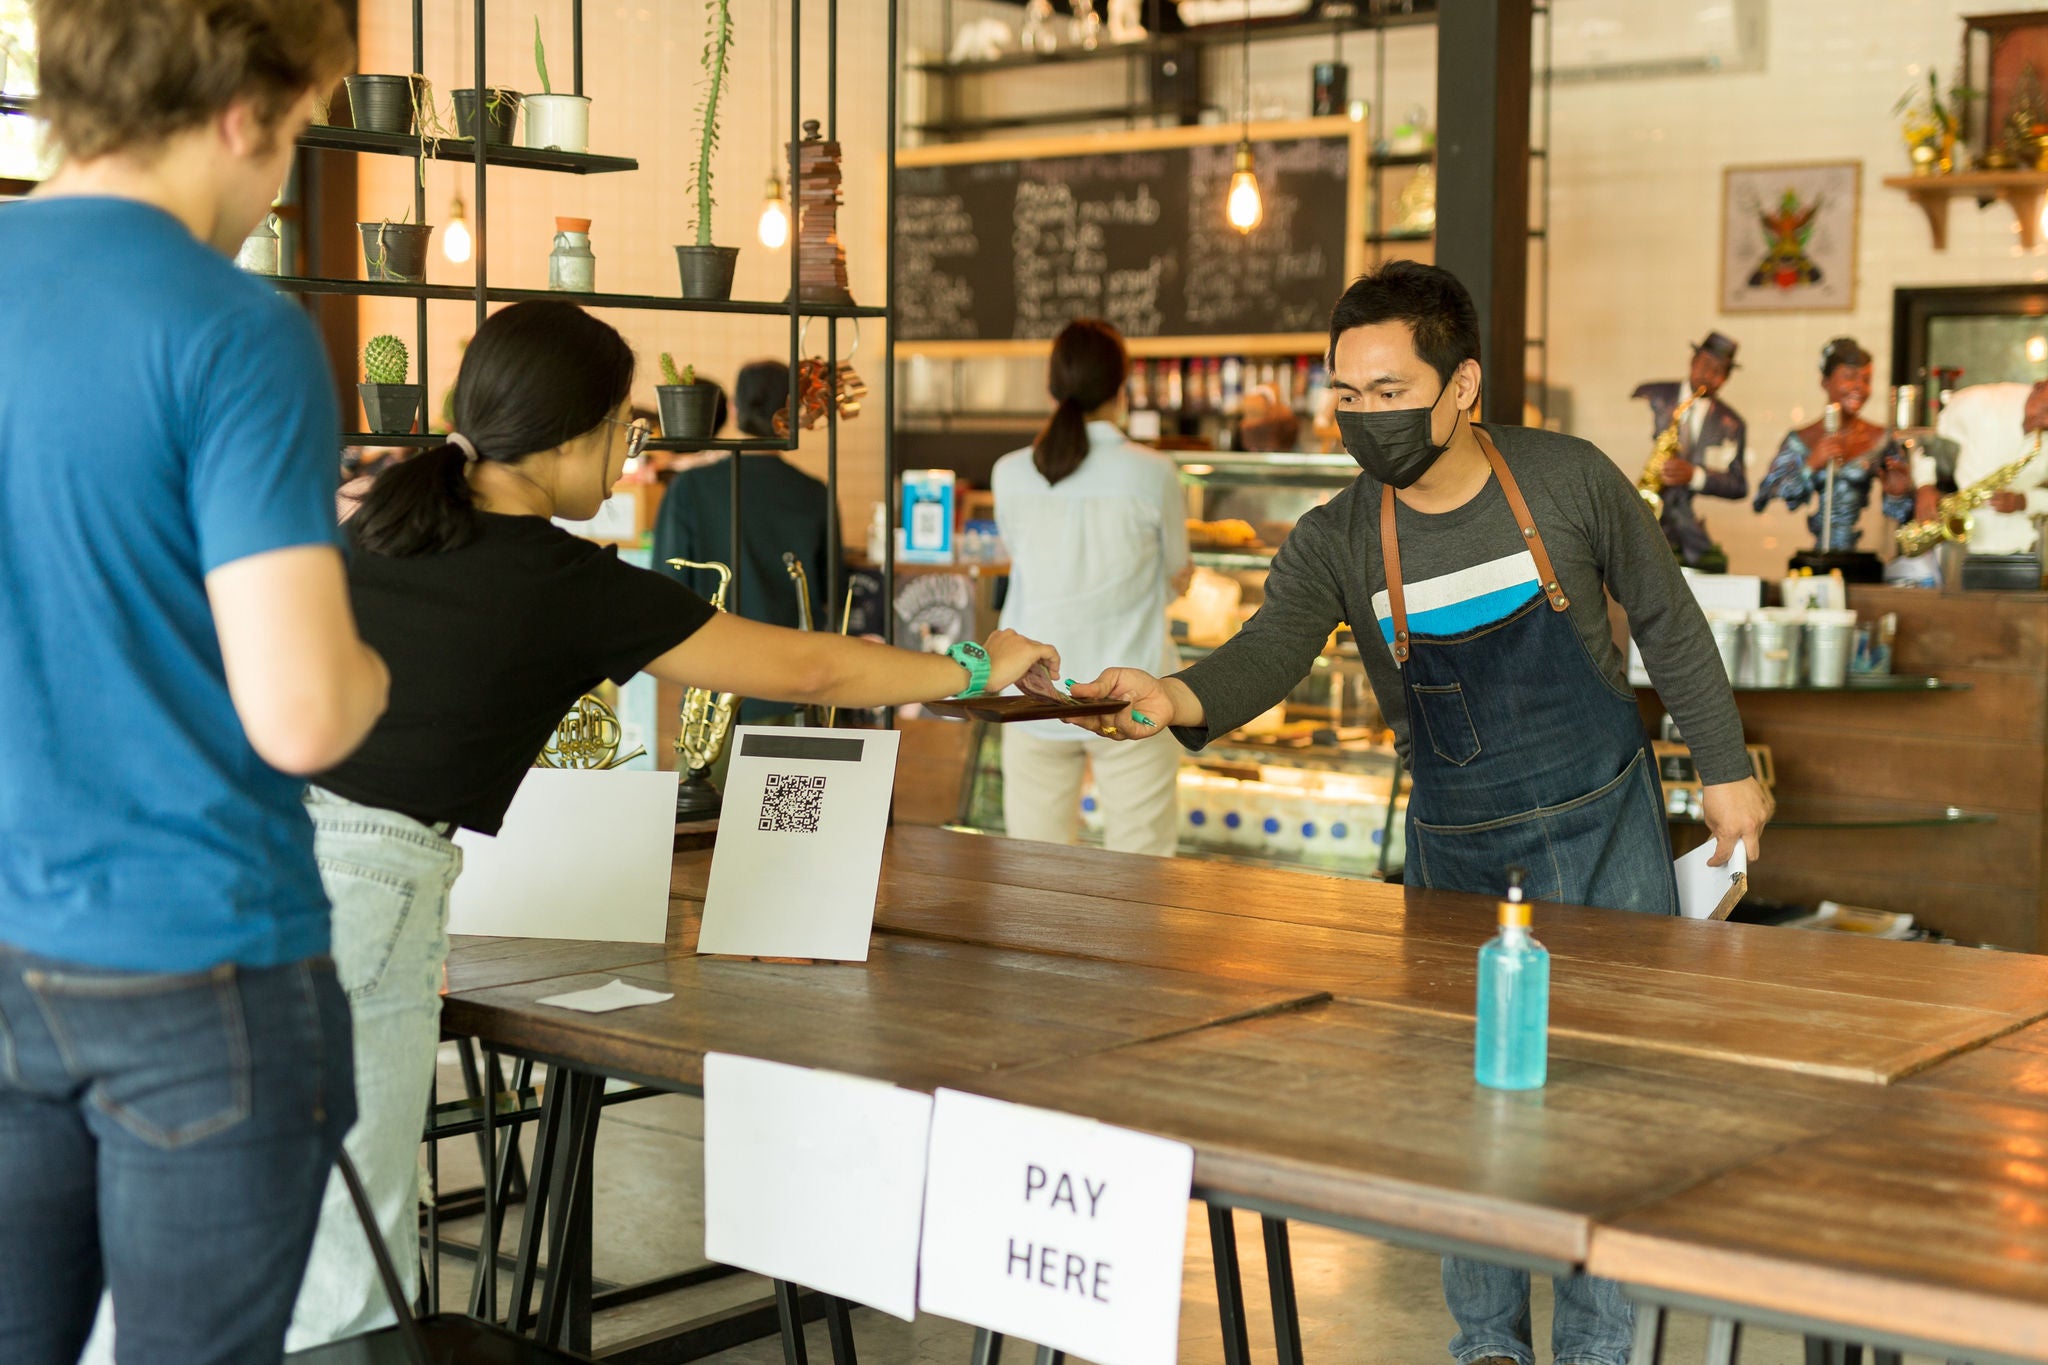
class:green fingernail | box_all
[1064,678,1077,687]
[1132,711,1153,726]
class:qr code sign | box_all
[759,773,828,833]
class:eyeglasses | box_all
[605,416,653,462]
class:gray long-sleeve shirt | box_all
[1172,423,1751,786]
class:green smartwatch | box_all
[946,640,991,698]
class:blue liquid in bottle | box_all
[1475,866,1550,1090]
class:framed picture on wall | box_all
[1719,161,1860,313]
[1964,12,2048,166]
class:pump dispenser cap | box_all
[1499,865,1531,928]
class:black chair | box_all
[286,1150,591,1364]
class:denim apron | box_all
[1383,432,1677,915]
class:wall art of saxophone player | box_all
[1631,331,1748,568]
[1753,337,1914,555]
[1912,379,2048,558]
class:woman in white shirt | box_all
[993,319,1191,855]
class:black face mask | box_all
[1335,379,1456,488]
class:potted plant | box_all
[675,0,739,300]
[452,86,519,144]
[344,73,417,135]
[523,18,591,154]
[358,211,434,283]
[359,334,422,435]
[656,354,720,439]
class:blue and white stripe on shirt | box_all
[1370,550,1542,644]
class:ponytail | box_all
[346,299,637,558]
[1032,396,1090,486]
[349,443,481,556]
[1032,318,1129,487]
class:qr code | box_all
[759,773,828,833]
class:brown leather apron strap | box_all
[1380,484,1410,663]
[1377,429,1570,669]
[1476,428,1571,613]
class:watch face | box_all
[963,642,989,661]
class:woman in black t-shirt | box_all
[288,301,1058,1347]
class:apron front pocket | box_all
[1409,749,1674,913]
[1411,683,1482,767]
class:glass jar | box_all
[549,216,595,293]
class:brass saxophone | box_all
[1638,385,1708,519]
[668,557,739,818]
[1895,434,2044,556]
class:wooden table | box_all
[1588,1088,2048,1364]
[673,829,2048,1083]
[445,828,2048,1364]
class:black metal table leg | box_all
[1262,1215,1304,1365]
[535,1070,603,1348]
[969,1327,1004,1365]
[823,1294,858,1364]
[1632,1303,1668,1365]
[1207,1204,1252,1365]
[479,1045,500,1324]
[507,1068,567,1333]
[775,1280,810,1365]
[1704,1317,1744,1365]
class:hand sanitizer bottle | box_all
[1475,866,1549,1090]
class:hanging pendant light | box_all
[443,188,472,263]
[1226,4,1262,235]
[758,175,790,248]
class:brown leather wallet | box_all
[920,696,1129,723]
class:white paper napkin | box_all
[534,978,675,1013]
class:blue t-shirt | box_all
[0,198,341,972]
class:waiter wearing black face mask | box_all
[1073,261,1770,899]
[1071,258,1771,1365]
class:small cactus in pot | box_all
[656,352,720,441]
[359,334,423,436]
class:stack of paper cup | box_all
[1805,608,1859,687]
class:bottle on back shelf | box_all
[1292,357,1313,414]
[1185,358,1207,414]
[1220,356,1243,415]
[1161,359,1184,414]
[1127,361,1151,412]
[1475,865,1549,1090]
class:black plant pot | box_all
[657,383,721,440]
[344,74,416,135]
[359,383,423,436]
[452,88,519,144]
[675,244,740,301]
[358,222,432,283]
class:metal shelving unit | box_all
[267,0,889,623]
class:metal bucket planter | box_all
[675,245,739,301]
[358,383,423,436]
[657,384,721,440]
[452,88,519,144]
[358,221,433,283]
[344,75,417,134]
[522,94,591,153]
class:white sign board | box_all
[449,768,678,942]
[703,1054,934,1321]
[697,726,901,962]
[918,1089,1194,1365]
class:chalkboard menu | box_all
[895,129,1356,345]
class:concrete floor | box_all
[421,1052,1901,1365]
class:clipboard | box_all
[1675,840,1749,921]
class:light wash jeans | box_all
[1444,1257,1636,1365]
[286,787,462,1350]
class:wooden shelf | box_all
[1883,171,2048,250]
[909,9,1437,78]
[269,275,887,319]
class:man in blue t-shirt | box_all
[0,3,389,1361]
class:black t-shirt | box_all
[320,513,716,833]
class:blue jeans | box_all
[0,947,353,1365]
[1445,1257,1636,1365]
